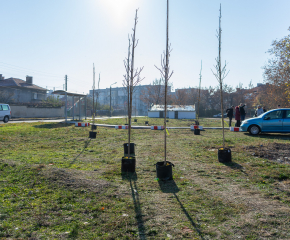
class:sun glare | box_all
[100,0,139,27]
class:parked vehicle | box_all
[213,113,227,118]
[0,103,11,123]
[240,108,290,135]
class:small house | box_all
[148,105,196,119]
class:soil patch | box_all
[244,142,290,164]
[41,166,110,193]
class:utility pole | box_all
[110,82,117,117]
[96,73,100,117]
[65,75,67,91]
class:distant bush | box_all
[11,96,65,108]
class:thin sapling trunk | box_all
[123,9,144,158]
[211,4,229,149]
[197,60,202,121]
[155,0,173,166]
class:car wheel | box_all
[3,116,9,123]
[248,125,260,135]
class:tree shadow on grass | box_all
[33,122,72,129]
[158,180,204,239]
[221,161,248,176]
[158,179,179,193]
[69,138,91,166]
[122,173,146,240]
[222,161,243,169]
[173,193,205,240]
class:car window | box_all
[0,105,2,111]
[264,110,283,120]
[286,110,290,118]
[2,105,9,111]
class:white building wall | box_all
[148,111,159,118]
[168,111,175,119]
[178,111,196,119]
[148,111,170,118]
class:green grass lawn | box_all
[1,118,290,239]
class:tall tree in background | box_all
[0,90,14,103]
[174,89,189,105]
[140,79,174,109]
[140,79,165,108]
[263,27,290,108]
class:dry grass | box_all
[0,119,290,239]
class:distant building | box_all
[148,105,196,119]
[0,75,47,103]
[89,85,169,116]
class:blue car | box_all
[240,108,290,135]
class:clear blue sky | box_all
[0,0,289,94]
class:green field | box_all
[1,117,290,239]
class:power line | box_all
[0,61,61,78]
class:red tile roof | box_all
[0,78,47,91]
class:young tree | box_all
[212,4,229,149]
[92,64,96,125]
[123,9,144,158]
[155,0,173,166]
[197,61,202,120]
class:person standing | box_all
[239,103,246,121]
[255,105,264,117]
[226,106,234,127]
[263,106,267,113]
[235,105,241,127]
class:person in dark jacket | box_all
[235,106,241,127]
[239,103,246,121]
[226,105,234,127]
[263,106,267,113]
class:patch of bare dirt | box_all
[41,166,110,193]
[244,142,290,164]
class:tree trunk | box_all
[164,0,169,166]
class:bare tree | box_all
[0,90,14,103]
[123,9,144,158]
[92,64,95,125]
[211,4,229,149]
[155,0,173,166]
[197,60,202,120]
